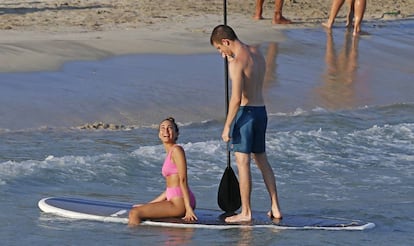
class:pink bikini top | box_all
[162,145,179,177]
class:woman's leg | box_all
[353,0,366,35]
[346,0,355,27]
[128,199,185,226]
[323,0,346,29]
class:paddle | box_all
[217,0,241,213]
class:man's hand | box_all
[222,127,231,142]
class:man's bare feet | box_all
[267,209,282,219]
[225,213,251,223]
[272,12,292,24]
[253,15,264,20]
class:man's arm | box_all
[222,60,244,142]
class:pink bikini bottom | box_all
[166,186,196,209]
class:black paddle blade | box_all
[217,166,241,213]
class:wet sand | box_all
[1,0,413,72]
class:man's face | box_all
[213,39,232,59]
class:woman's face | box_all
[159,120,177,143]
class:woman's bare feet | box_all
[322,22,333,29]
[353,26,361,36]
[346,11,354,27]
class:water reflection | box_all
[236,227,253,246]
[264,42,279,87]
[315,31,362,109]
[158,227,194,246]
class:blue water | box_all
[1,21,413,245]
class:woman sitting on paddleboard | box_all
[128,117,197,226]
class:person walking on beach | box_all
[322,0,367,35]
[253,0,292,24]
[128,117,197,226]
[210,25,283,222]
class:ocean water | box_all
[1,20,413,245]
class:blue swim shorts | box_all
[230,106,267,154]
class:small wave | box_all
[268,107,308,117]
[131,140,226,166]
[0,153,127,186]
[266,122,414,176]
[130,140,227,181]
[268,102,414,117]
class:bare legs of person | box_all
[128,199,185,227]
[322,0,347,29]
[273,0,292,24]
[346,1,355,28]
[253,0,292,24]
[225,152,252,222]
[225,152,282,223]
[253,0,266,20]
[353,0,366,35]
[323,0,365,35]
[254,153,282,219]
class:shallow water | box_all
[0,20,413,245]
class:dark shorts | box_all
[230,106,267,154]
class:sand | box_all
[0,0,413,72]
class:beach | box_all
[1,0,413,72]
[1,0,413,130]
[1,1,414,245]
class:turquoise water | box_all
[0,20,413,245]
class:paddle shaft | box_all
[223,0,231,169]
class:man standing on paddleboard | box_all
[210,25,283,223]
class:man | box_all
[210,25,282,222]
[253,0,292,24]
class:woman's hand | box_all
[182,209,198,222]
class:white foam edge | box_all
[142,221,375,230]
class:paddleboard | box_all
[38,197,375,230]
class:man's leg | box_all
[253,0,265,20]
[273,0,292,24]
[225,152,252,222]
[253,152,282,219]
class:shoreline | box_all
[1,0,414,72]
[0,14,288,72]
[1,1,413,131]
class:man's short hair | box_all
[210,25,238,45]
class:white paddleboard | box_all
[38,197,375,230]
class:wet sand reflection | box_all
[264,42,279,87]
[315,30,364,109]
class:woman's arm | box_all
[172,146,197,221]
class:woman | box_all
[322,0,366,36]
[128,117,197,226]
